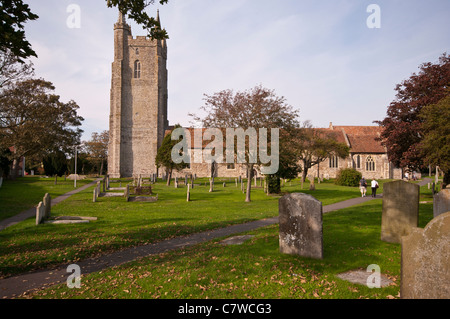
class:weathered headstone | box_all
[279,193,323,259]
[187,184,190,202]
[433,189,450,218]
[93,187,97,202]
[35,202,45,225]
[43,193,51,219]
[401,212,450,299]
[0,177,3,188]
[381,180,419,243]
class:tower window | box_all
[134,60,141,79]
[135,48,139,55]
[366,156,375,171]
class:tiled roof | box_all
[165,125,386,154]
[332,125,385,153]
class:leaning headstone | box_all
[43,193,51,219]
[279,193,323,259]
[35,202,45,225]
[401,211,450,299]
[433,189,450,218]
[381,180,419,243]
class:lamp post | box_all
[74,145,78,188]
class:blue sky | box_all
[24,0,450,141]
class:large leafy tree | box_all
[84,130,109,175]
[191,85,300,202]
[42,150,68,184]
[289,121,349,185]
[0,49,34,90]
[0,79,84,178]
[375,53,450,171]
[155,124,188,186]
[419,94,450,187]
[0,0,39,62]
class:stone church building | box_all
[107,12,402,180]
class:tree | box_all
[0,147,12,178]
[191,85,300,202]
[106,0,168,40]
[419,93,450,187]
[42,151,67,184]
[0,49,34,91]
[290,121,349,186]
[375,53,450,171]
[155,124,189,186]
[84,131,109,175]
[0,0,39,62]
[0,79,84,178]
[264,128,303,194]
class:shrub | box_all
[335,168,362,187]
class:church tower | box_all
[108,11,168,178]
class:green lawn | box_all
[29,191,433,299]
[0,177,435,299]
[0,176,94,221]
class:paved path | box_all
[0,178,102,231]
[0,178,432,298]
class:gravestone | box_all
[401,212,450,299]
[43,193,51,219]
[187,184,190,202]
[0,177,3,188]
[279,193,323,259]
[93,187,97,202]
[433,189,450,218]
[381,180,419,243]
[35,202,45,225]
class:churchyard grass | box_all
[29,188,433,299]
[0,177,433,299]
[0,176,94,221]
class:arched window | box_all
[356,155,361,169]
[329,156,339,168]
[134,60,141,79]
[366,156,375,171]
[135,48,139,55]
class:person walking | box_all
[371,179,379,198]
[359,177,367,197]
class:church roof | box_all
[331,125,385,154]
[165,124,386,154]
